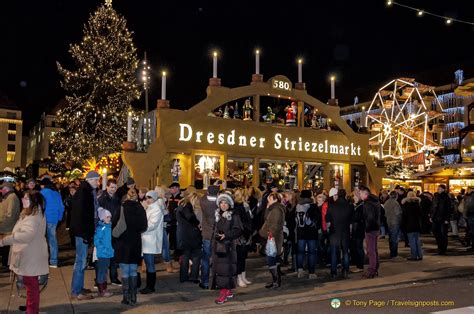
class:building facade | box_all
[0,106,23,170]
[26,112,59,167]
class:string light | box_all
[53,1,141,164]
[387,1,474,26]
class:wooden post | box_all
[253,157,260,187]
[343,163,351,192]
[297,101,304,128]
[323,162,331,191]
[297,160,304,190]
[253,95,260,122]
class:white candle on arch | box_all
[212,51,218,78]
[297,59,303,83]
[161,71,167,100]
[127,112,132,142]
[330,76,336,99]
[255,49,260,74]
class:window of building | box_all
[8,123,16,131]
[8,134,15,141]
[6,112,16,119]
[7,144,15,152]
[6,153,15,162]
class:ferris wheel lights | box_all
[386,0,392,6]
[417,10,423,17]
[471,145,474,150]
[446,18,452,25]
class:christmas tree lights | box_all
[52,0,141,164]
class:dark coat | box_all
[259,202,286,255]
[176,202,202,251]
[352,201,365,240]
[167,192,182,227]
[70,181,96,242]
[211,211,243,290]
[463,192,474,217]
[114,200,147,265]
[233,202,253,241]
[326,198,353,246]
[285,203,297,243]
[401,197,423,233]
[363,194,381,232]
[431,192,452,223]
[199,195,217,241]
[295,198,321,240]
[98,192,121,228]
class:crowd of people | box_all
[1,173,474,312]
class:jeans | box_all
[96,258,110,284]
[143,253,156,273]
[266,255,278,269]
[388,226,400,258]
[201,239,212,286]
[297,239,317,273]
[162,228,171,263]
[236,245,248,274]
[24,275,40,314]
[180,248,202,282]
[365,231,379,275]
[432,222,448,254]
[407,232,423,259]
[450,220,459,236]
[119,263,138,278]
[330,243,349,274]
[71,237,89,295]
[46,223,58,266]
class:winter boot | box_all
[241,271,252,285]
[237,274,247,288]
[129,276,138,305]
[265,268,279,289]
[121,277,130,305]
[225,289,234,300]
[297,268,304,278]
[140,272,156,294]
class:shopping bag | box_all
[265,232,277,257]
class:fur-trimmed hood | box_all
[401,196,420,204]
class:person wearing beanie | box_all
[114,187,147,305]
[198,185,219,289]
[140,190,164,294]
[94,208,114,297]
[326,189,353,279]
[70,171,100,301]
[295,190,321,280]
[212,192,242,305]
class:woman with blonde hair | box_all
[176,192,202,283]
[0,191,48,313]
[233,188,253,287]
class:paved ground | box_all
[234,276,474,314]
[1,230,474,313]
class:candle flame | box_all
[213,51,218,57]
[162,71,167,76]
[330,76,335,81]
[298,59,303,64]
[256,49,260,54]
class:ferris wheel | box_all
[366,78,444,161]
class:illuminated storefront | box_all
[414,163,474,194]
[123,75,384,192]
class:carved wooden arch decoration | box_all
[188,75,357,142]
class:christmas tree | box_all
[52,0,141,164]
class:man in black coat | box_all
[326,188,353,279]
[70,171,100,300]
[167,182,182,260]
[431,184,452,255]
[360,186,381,278]
[98,178,121,286]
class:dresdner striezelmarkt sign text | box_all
[177,123,362,157]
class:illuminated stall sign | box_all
[178,123,361,157]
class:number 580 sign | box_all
[271,78,292,91]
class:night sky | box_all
[1,0,473,131]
